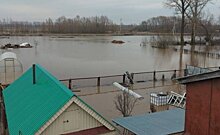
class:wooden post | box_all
[97,77,101,86]
[162,74,165,86]
[97,86,100,94]
[153,80,156,88]
[162,74,165,81]
[68,79,72,89]
[184,69,188,76]
[123,74,126,84]
[131,73,134,80]
[171,70,177,79]
[153,71,157,81]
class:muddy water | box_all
[0,36,218,126]
[0,36,219,79]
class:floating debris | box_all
[111,40,125,44]
[0,42,32,49]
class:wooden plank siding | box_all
[184,78,220,135]
[210,79,220,135]
[185,80,212,135]
[40,102,103,135]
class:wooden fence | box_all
[60,69,185,89]
[60,66,220,89]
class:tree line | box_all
[0,16,118,34]
[136,14,219,36]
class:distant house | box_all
[177,70,220,135]
[2,64,116,135]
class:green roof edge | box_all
[35,64,74,97]
[36,64,115,131]
[3,64,74,135]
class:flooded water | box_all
[0,36,218,127]
[0,36,219,80]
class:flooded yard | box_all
[79,82,184,123]
[0,35,217,128]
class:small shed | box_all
[2,64,116,135]
[177,70,220,135]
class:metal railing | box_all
[60,69,185,89]
[60,66,220,90]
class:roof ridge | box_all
[3,64,74,135]
[35,64,74,97]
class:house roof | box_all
[112,108,185,135]
[177,70,220,84]
[3,64,74,135]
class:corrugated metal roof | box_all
[3,64,74,135]
[112,108,185,135]
[186,65,211,75]
[177,70,220,84]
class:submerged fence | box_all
[60,69,186,90]
[60,66,220,90]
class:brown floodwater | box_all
[0,36,219,129]
[0,36,219,80]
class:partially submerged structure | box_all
[0,52,23,85]
[2,64,115,135]
[0,43,32,49]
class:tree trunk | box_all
[179,7,185,76]
[191,20,196,46]
[180,10,185,46]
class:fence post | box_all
[162,74,165,81]
[171,70,176,79]
[123,74,126,84]
[184,69,188,76]
[97,77,101,86]
[153,71,157,81]
[68,79,72,89]
[131,73,134,80]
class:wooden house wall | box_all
[185,79,220,135]
[40,102,103,135]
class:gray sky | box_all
[0,0,219,24]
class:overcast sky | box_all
[0,0,219,24]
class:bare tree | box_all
[114,92,138,135]
[199,12,216,44]
[165,0,191,46]
[114,92,138,117]
[184,0,212,66]
[165,0,191,75]
[186,0,213,46]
